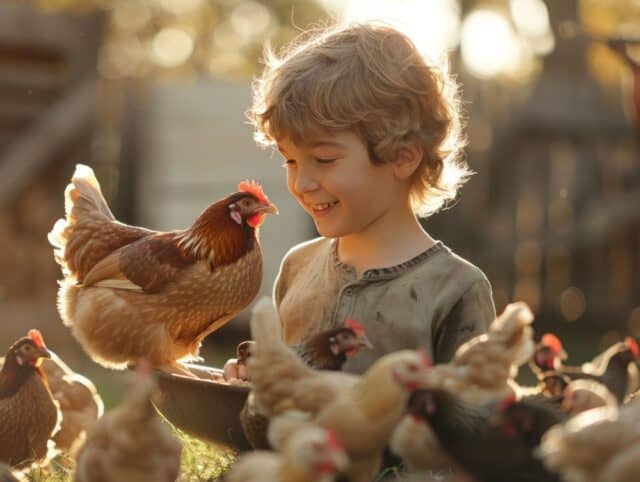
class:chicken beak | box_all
[32,347,51,367]
[358,336,374,350]
[258,202,278,215]
[38,347,52,359]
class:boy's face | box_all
[277,130,404,239]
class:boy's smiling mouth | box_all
[311,201,339,213]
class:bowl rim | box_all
[153,363,251,393]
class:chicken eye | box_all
[22,344,33,353]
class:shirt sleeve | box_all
[432,278,496,363]
[273,253,291,312]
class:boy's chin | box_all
[314,221,343,239]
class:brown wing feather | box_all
[64,222,155,283]
[83,234,195,293]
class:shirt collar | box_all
[330,238,446,281]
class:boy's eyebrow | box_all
[310,140,346,149]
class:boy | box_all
[245,22,496,372]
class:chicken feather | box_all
[247,298,432,482]
[539,397,640,482]
[49,164,277,372]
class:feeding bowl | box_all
[152,364,251,451]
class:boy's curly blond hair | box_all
[247,22,471,217]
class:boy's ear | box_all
[392,141,423,180]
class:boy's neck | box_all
[337,210,436,277]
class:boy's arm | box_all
[432,278,496,363]
[272,254,292,320]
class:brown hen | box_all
[0,331,60,468]
[49,164,277,375]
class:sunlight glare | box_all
[461,10,521,79]
[321,0,461,62]
[510,0,555,56]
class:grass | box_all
[15,427,237,482]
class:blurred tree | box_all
[21,0,331,80]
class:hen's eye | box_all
[23,345,33,353]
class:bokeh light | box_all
[156,0,205,15]
[230,1,273,42]
[510,0,555,55]
[461,9,523,79]
[560,287,587,322]
[151,27,195,68]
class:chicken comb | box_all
[324,429,343,452]
[28,329,46,349]
[498,393,518,413]
[238,180,270,205]
[541,333,563,354]
[345,318,366,337]
[417,347,433,368]
[625,337,640,358]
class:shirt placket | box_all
[333,283,359,325]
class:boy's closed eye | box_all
[314,157,337,164]
[281,157,338,167]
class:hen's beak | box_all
[33,347,51,367]
[257,202,278,215]
[358,336,374,350]
[38,347,52,359]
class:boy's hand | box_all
[223,358,249,381]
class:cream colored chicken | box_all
[228,412,348,482]
[390,303,535,472]
[561,379,617,417]
[539,396,640,482]
[419,302,534,404]
[73,363,181,482]
[247,298,432,482]
[40,352,103,452]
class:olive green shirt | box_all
[274,237,496,373]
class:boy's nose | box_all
[293,165,319,193]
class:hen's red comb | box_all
[238,180,269,205]
[498,393,518,413]
[417,347,433,368]
[541,333,563,354]
[28,329,46,349]
[345,318,366,337]
[625,337,640,358]
[325,429,343,452]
